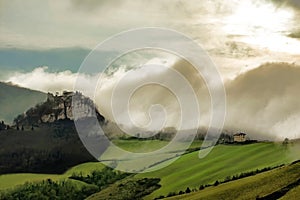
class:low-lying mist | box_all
[4,60,300,140]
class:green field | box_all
[166,161,300,200]
[1,140,299,199]
[0,162,104,190]
[111,139,170,153]
[137,142,299,199]
[280,185,300,200]
[100,140,203,173]
[111,139,203,153]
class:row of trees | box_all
[103,178,161,200]
[70,167,130,189]
[0,178,98,200]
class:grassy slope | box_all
[111,140,203,153]
[0,162,104,190]
[111,139,170,153]
[1,140,299,199]
[0,139,171,190]
[280,185,300,200]
[167,161,300,200]
[100,140,203,173]
[137,143,298,199]
[0,140,201,191]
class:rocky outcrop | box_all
[14,91,105,125]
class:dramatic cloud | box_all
[1,0,299,54]
[225,62,300,140]
[6,67,80,93]
[2,0,300,140]
[1,0,300,87]
[269,0,300,10]
[5,61,300,140]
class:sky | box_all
[1,0,300,139]
[1,0,300,78]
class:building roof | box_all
[233,132,246,136]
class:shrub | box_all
[185,187,191,193]
[214,180,219,186]
[167,192,176,197]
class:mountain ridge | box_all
[0,81,46,123]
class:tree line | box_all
[0,167,161,200]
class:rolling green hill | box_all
[136,142,299,199]
[166,161,300,200]
[0,82,46,123]
[0,162,104,190]
[1,140,299,199]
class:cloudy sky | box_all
[0,0,299,49]
[1,0,300,139]
[1,0,300,77]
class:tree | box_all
[283,138,289,144]
[282,138,289,148]
[214,180,219,186]
[14,114,24,126]
[185,187,191,193]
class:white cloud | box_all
[1,0,299,53]
[6,66,78,93]
[2,0,300,83]
[5,61,300,140]
[2,0,300,139]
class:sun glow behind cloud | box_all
[224,1,293,34]
[223,1,300,54]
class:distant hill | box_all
[0,82,46,123]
